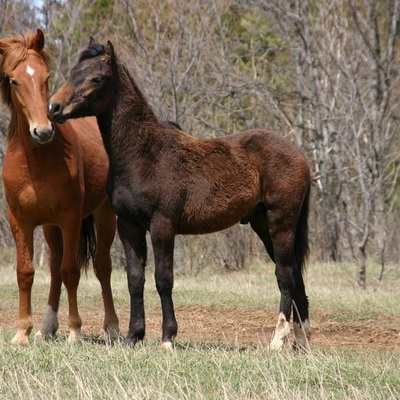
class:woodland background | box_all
[0,0,399,288]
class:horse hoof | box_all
[67,330,82,343]
[11,333,30,346]
[105,327,124,342]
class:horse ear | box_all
[105,40,115,64]
[89,36,96,46]
[34,29,45,52]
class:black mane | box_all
[78,44,105,62]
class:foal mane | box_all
[79,41,155,121]
[0,31,51,110]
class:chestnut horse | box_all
[0,30,120,344]
[49,39,311,350]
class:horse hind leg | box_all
[93,201,121,341]
[35,225,63,341]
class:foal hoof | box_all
[292,341,310,353]
[160,341,174,351]
[34,330,45,341]
[124,336,141,347]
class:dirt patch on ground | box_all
[2,304,398,351]
[160,306,400,351]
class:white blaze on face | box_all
[26,64,35,77]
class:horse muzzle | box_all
[30,124,55,145]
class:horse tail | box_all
[295,182,310,274]
[77,214,97,272]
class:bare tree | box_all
[253,0,400,286]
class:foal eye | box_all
[10,79,19,86]
[91,76,102,84]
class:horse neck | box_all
[7,108,30,147]
[97,62,161,167]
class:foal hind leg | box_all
[292,268,311,350]
[262,208,299,350]
[250,214,292,349]
[249,209,275,263]
[36,225,63,340]
[93,201,120,340]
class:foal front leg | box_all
[150,218,177,349]
[117,218,147,346]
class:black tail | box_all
[77,214,97,272]
[295,183,310,274]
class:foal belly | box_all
[178,199,257,235]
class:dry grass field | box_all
[1,261,399,399]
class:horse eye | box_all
[10,79,18,86]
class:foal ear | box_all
[34,29,45,52]
[89,36,96,46]
[105,40,115,64]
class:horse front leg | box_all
[35,224,63,340]
[150,217,177,349]
[117,218,147,346]
[60,216,83,342]
[9,211,35,345]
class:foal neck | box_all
[96,61,161,167]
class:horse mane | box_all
[0,31,51,110]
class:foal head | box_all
[0,29,55,145]
[48,39,115,124]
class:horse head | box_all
[0,29,55,145]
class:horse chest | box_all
[3,152,80,220]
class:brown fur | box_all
[49,39,312,349]
[0,30,119,344]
